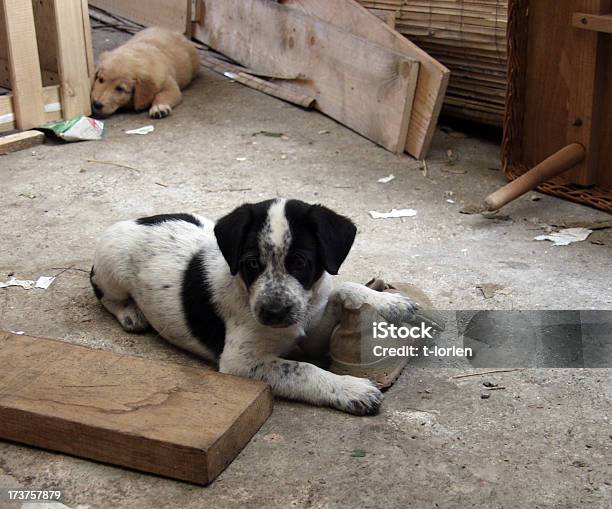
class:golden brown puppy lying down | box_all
[91,27,200,119]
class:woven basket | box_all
[502,0,612,213]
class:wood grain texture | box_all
[0,130,44,154]
[54,0,93,118]
[0,0,46,129]
[573,12,612,33]
[194,0,420,154]
[0,85,62,133]
[281,0,449,158]
[89,0,192,35]
[523,0,610,186]
[0,332,272,485]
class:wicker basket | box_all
[502,0,612,213]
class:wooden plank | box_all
[0,85,62,133]
[225,71,315,109]
[0,0,46,130]
[89,0,192,35]
[573,13,612,33]
[54,0,92,118]
[281,0,449,159]
[81,0,96,78]
[194,0,420,154]
[0,332,273,485]
[0,130,45,155]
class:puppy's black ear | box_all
[214,204,252,275]
[308,204,357,275]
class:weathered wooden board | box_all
[0,130,44,154]
[0,332,273,485]
[282,0,450,158]
[0,0,46,130]
[89,0,192,36]
[193,0,420,154]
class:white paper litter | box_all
[35,276,56,289]
[446,199,455,204]
[369,208,417,219]
[0,278,36,289]
[10,330,25,335]
[0,276,56,290]
[126,125,154,135]
[534,228,593,246]
[377,174,395,184]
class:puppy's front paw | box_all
[376,292,418,324]
[149,104,172,119]
[334,375,383,416]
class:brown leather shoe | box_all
[329,278,445,388]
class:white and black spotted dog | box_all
[90,199,418,415]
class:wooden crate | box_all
[0,0,94,133]
[502,0,611,212]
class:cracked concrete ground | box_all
[0,28,611,509]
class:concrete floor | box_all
[0,28,611,509]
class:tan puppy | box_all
[91,27,200,118]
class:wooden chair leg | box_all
[484,144,586,211]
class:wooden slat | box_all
[283,0,449,159]
[194,0,420,154]
[0,130,45,155]
[89,0,192,35]
[0,332,273,485]
[0,85,62,133]
[81,0,95,78]
[0,0,46,130]
[573,12,612,33]
[54,0,93,118]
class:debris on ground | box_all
[369,208,417,219]
[125,125,154,135]
[534,228,593,246]
[446,199,455,204]
[351,449,366,457]
[252,130,284,138]
[0,276,55,290]
[459,203,485,214]
[476,283,512,299]
[480,393,490,399]
[39,116,104,141]
[551,220,612,231]
[483,381,498,388]
[317,129,330,135]
[377,174,395,184]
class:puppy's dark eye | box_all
[287,254,308,271]
[98,77,104,84]
[115,85,126,93]
[244,258,261,271]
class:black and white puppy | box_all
[90,199,417,415]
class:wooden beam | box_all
[54,0,92,118]
[573,13,612,33]
[0,332,273,485]
[0,0,46,130]
[0,130,45,155]
[81,0,95,78]
[194,0,420,154]
[281,0,450,159]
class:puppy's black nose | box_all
[260,303,293,325]
[92,100,103,111]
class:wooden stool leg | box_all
[484,144,586,211]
